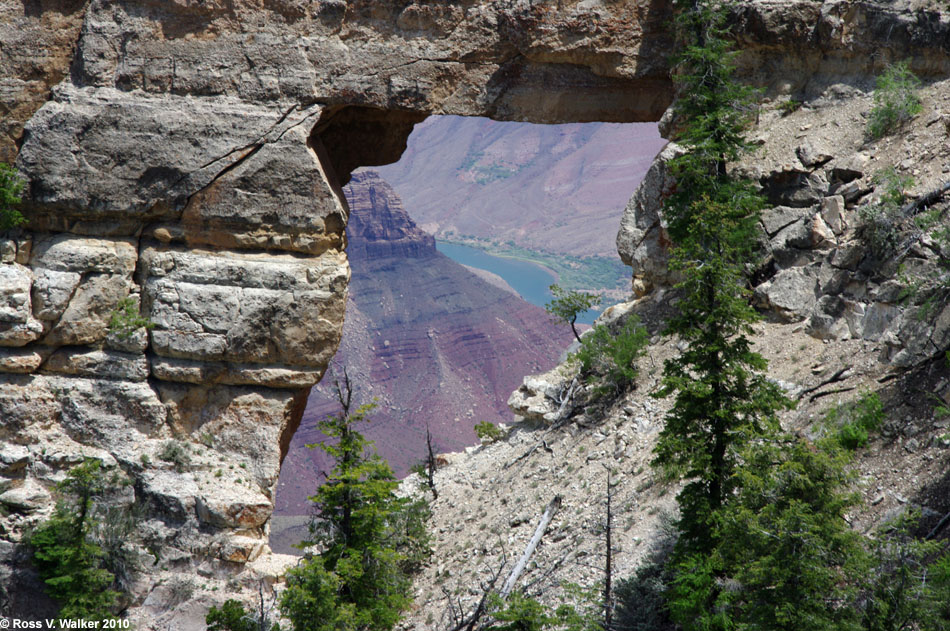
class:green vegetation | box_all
[858,168,914,258]
[652,0,790,558]
[546,284,602,343]
[868,61,923,140]
[862,512,950,631]
[635,3,884,630]
[458,150,526,184]
[206,598,280,631]
[108,296,156,339]
[628,6,950,631]
[778,98,802,116]
[472,162,521,185]
[159,440,191,473]
[0,162,26,231]
[896,190,950,326]
[475,421,507,443]
[28,459,123,623]
[485,585,602,631]
[693,438,866,631]
[620,437,950,631]
[573,316,648,396]
[824,391,886,450]
[279,375,430,631]
[612,543,674,631]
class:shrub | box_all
[474,421,506,443]
[613,543,676,631]
[486,586,601,631]
[573,316,648,395]
[488,591,555,631]
[108,296,155,339]
[931,553,950,627]
[207,598,281,631]
[824,391,885,450]
[861,511,950,631]
[0,162,26,231]
[778,99,802,116]
[858,168,913,258]
[868,61,923,139]
[159,440,191,472]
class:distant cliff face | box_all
[344,171,437,260]
[375,117,667,257]
[273,171,570,548]
[1,0,949,626]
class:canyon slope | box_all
[375,117,667,257]
[272,171,572,548]
[404,70,950,629]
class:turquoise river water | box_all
[436,241,601,325]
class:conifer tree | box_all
[546,284,601,343]
[861,511,950,631]
[652,0,790,557]
[29,459,119,621]
[280,371,428,631]
[718,439,866,631]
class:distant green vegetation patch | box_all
[471,163,521,184]
[441,234,630,294]
[457,150,529,184]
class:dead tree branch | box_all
[926,509,950,540]
[799,366,850,399]
[444,560,507,631]
[809,386,856,402]
[499,496,562,599]
[901,180,950,217]
[426,423,438,500]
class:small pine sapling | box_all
[474,421,506,444]
[108,296,156,339]
[545,284,601,343]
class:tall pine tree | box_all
[652,0,790,557]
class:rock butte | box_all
[1,0,949,625]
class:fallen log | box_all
[499,495,562,599]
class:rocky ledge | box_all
[621,75,950,367]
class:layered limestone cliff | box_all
[1,0,949,627]
[345,170,437,261]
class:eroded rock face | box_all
[2,0,950,626]
[620,70,950,367]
